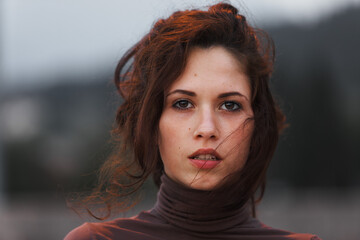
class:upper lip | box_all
[188,148,222,160]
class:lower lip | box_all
[189,159,221,169]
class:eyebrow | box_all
[218,92,248,101]
[166,89,196,97]
[166,89,249,101]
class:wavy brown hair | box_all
[79,2,286,219]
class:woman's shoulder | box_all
[64,222,94,240]
[63,211,168,240]
[64,219,143,240]
[253,220,322,240]
[283,232,322,240]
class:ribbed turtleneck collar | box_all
[152,174,251,233]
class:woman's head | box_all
[158,46,254,190]
[111,2,285,210]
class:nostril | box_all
[195,133,217,139]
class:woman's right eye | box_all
[172,99,194,110]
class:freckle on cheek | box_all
[194,73,197,77]
[188,128,191,131]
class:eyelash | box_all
[172,99,242,112]
[219,101,242,112]
[172,99,194,110]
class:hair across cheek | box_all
[220,117,254,158]
[189,118,255,189]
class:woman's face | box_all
[158,46,254,190]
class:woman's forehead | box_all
[166,46,251,99]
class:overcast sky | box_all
[1,0,360,90]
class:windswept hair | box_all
[77,2,286,219]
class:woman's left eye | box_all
[173,99,194,110]
[220,101,242,111]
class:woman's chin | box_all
[187,177,221,191]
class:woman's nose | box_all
[193,109,219,140]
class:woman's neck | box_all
[152,174,252,233]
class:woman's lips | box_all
[189,159,221,169]
[188,148,222,169]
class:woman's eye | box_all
[220,101,241,111]
[173,100,194,110]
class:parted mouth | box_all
[188,148,222,161]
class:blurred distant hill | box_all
[266,6,360,188]
[1,80,120,194]
[1,6,359,195]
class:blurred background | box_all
[1,0,359,239]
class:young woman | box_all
[65,3,321,240]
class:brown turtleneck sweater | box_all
[64,174,321,240]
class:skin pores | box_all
[158,46,254,190]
